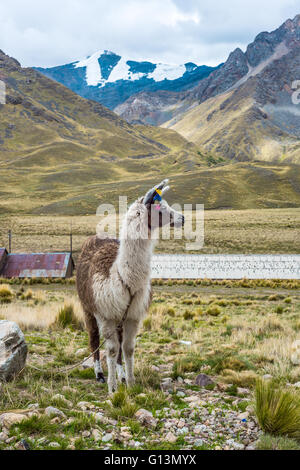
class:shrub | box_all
[255,379,300,440]
[54,303,82,329]
[183,309,194,320]
[256,434,300,450]
[206,305,222,316]
[275,305,284,314]
[0,284,14,303]
[166,307,175,317]
[143,317,152,330]
[284,297,292,304]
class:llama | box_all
[76,180,184,393]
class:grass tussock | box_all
[54,303,84,330]
[255,379,300,440]
[0,284,14,304]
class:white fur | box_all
[91,196,183,393]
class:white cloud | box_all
[0,0,298,67]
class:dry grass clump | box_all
[255,379,300,440]
[0,284,14,303]
[54,303,84,330]
[222,370,258,387]
[206,305,222,316]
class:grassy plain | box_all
[0,208,299,261]
[0,282,300,450]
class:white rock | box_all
[0,320,28,382]
[48,442,60,448]
[293,382,300,388]
[165,432,177,443]
[81,357,94,369]
[238,412,249,420]
[75,348,88,357]
[27,403,39,410]
[51,394,72,407]
[232,442,245,450]
[0,413,27,429]
[262,374,273,381]
[102,433,113,442]
[44,406,66,418]
[92,429,102,441]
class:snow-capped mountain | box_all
[35,50,217,110]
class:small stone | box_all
[27,403,39,410]
[238,412,249,421]
[194,439,204,447]
[102,433,113,443]
[293,382,300,388]
[177,419,186,428]
[44,406,66,418]
[232,442,245,450]
[245,444,256,451]
[176,391,185,398]
[50,417,60,424]
[134,409,158,428]
[67,445,76,450]
[177,376,184,383]
[262,374,273,381]
[77,401,93,411]
[151,365,160,372]
[48,442,60,448]
[82,430,90,438]
[92,429,102,441]
[75,348,88,357]
[165,432,177,443]
[62,386,77,394]
[195,374,215,387]
[177,426,188,435]
[0,431,8,441]
[51,394,72,407]
[81,357,94,369]
[237,387,250,395]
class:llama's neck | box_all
[116,237,154,292]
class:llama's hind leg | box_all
[117,328,126,383]
[86,314,105,383]
[123,318,139,387]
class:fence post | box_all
[8,229,12,253]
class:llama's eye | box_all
[136,211,140,216]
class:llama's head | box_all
[122,179,184,240]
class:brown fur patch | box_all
[76,236,120,322]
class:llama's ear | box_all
[143,179,169,205]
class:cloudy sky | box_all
[0,0,299,67]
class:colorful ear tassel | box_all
[153,188,162,202]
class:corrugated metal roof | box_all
[1,252,73,278]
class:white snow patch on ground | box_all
[149,63,186,81]
[74,50,187,87]
[74,50,104,86]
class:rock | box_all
[238,412,249,421]
[91,429,102,441]
[177,426,188,434]
[262,374,273,381]
[27,403,39,410]
[195,374,214,387]
[134,409,158,428]
[245,444,256,450]
[75,348,88,357]
[48,442,60,448]
[16,439,30,450]
[151,365,160,372]
[194,439,204,447]
[102,433,113,443]
[177,376,184,383]
[51,394,72,407]
[176,391,185,398]
[0,413,26,429]
[0,320,28,382]
[62,386,77,394]
[0,431,8,441]
[44,406,66,418]
[232,442,245,450]
[237,387,250,395]
[293,382,300,388]
[81,357,94,369]
[82,430,90,438]
[77,401,93,411]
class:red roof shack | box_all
[0,251,74,279]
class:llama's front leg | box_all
[123,318,139,387]
[86,314,105,383]
[102,320,119,394]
